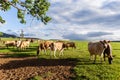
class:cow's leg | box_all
[100,53,103,63]
[43,49,47,55]
[54,49,57,58]
[6,45,8,49]
[59,49,64,56]
[37,46,40,56]
[89,54,93,60]
[103,52,106,61]
[43,47,47,55]
[93,55,97,64]
[50,49,52,56]
[45,49,47,55]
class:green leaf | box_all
[0,16,5,24]
[20,19,26,24]
[0,0,51,24]
[44,16,51,23]
[11,0,19,3]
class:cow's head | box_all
[100,40,110,49]
[108,55,113,64]
[103,40,113,64]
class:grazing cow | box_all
[4,40,17,48]
[103,41,113,64]
[17,40,30,50]
[26,38,34,43]
[65,42,76,49]
[37,40,53,56]
[49,42,66,57]
[37,42,46,56]
[88,40,110,64]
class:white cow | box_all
[50,42,66,57]
[17,40,30,50]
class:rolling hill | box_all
[0,32,17,38]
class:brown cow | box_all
[65,42,76,49]
[88,40,111,64]
[37,40,53,56]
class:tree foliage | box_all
[0,0,51,24]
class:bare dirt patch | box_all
[0,54,77,80]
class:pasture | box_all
[0,38,120,80]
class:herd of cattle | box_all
[0,39,113,64]
[37,40,76,57]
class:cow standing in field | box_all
[103,41,113,64]
[49,41,66,57]
[88,40,112,64]
[17,40,30,50]
[4,40,17,48]
[37,40,53,56]
[65,42,76,49]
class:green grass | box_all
[73,41,120,80]
[0,38,120,80]
[29,76,43,80]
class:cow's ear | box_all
[100,41,103,43]
[103,40,107,43]
[108,40,111,43]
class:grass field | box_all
[0,38,120,80]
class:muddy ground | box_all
[0,54,77,80]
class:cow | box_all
[88,40,111,64]
[4,40,17,48]
[17,40,30,50]
[26,38,34,43]
[37,40,53,56]
[103,41,113,64]
[65,42,76,49]
[49,41,66,57]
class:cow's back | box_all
[54,42,63,50]
[88,42,105,55]
[44,41,53,49]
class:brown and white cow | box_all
[4,40,17,48]
[49,41,66,57]
[17,40,30,50]
[88,40,112,64]
[37,40,53,55]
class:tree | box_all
[20,29,24,38]
[0,32,3,36]
[0,0,51,24]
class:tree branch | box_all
[9,2,26,11]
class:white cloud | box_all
[21,0,120,40]
[0,23,3,27]
[1,0,120,40]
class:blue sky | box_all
[0,0,120,41]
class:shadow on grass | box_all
[0,58,78,70]
[0,45,37,54]
[0,52,36,58]
[7,46,38,53]
[0,46,38,58]
[76,58,105,65]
